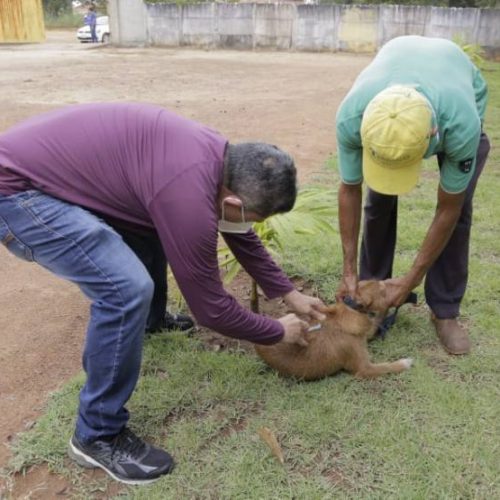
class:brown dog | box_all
[255,280,412,381]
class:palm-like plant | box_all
[218,187,337,312]
[453,35,485,68]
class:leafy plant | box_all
[453,35,486,68]
[219,187,337,312]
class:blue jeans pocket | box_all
[0,217,34,262]
[18,189,45,208]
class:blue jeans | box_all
[90,25,98,43]
[0,190,154,443]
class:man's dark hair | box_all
[224,143,297,218]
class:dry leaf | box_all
[257,426,284,464]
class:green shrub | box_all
[453,35,486,68]
[44,12,83,29]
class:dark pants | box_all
[360,133,490,319]
[90,25,98,43]
[110,225,168,331]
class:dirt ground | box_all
[0,30,370,498]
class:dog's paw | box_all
[400,358,413,370]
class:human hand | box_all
[336,273,358,303]
[383,277,414,308]
[283,290,326,322]
[278,313,310,347]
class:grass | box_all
[3,62,500,498]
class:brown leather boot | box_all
[431,315,471,355]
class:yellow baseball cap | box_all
[361,85,433,195]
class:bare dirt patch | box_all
[0,30,370,497]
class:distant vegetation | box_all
[42,0,72,17]
[42,1,107,17]
[42,0,108,28]
[43,12,82,29]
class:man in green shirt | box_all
[336,36,490,355]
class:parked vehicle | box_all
[77,15,110,43]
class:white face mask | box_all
[218,198,254,234]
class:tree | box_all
[42,0,72,17]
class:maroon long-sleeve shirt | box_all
[0,103,294,344]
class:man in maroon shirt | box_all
[0,103,325,484]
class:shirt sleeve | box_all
[221,231,295,299]
[148,173,285,345]
[439,156,476,194]
[472,66,488,123]
[439,132,481,194]
[336,117,363,185]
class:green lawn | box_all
[4,63,500,499]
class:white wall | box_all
[108,1,500,57]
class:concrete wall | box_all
[293,6,337,51]
[108,0,147,45]
[217,3,254,49]
[476,8,500,57]
[254,4,296,49]
[108,1,500,56]
[147,3,181,46]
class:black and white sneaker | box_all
[68,428,174,485]
[163,312,194,332]
[147,312,195,334]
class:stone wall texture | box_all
[108,1,500,57]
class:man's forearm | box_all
[338,182,362,277]
[405,188,465,288]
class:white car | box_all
[77,15,110,43]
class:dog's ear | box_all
[357,293,373,309]
[356,280,388,313]
[355,281,373,307]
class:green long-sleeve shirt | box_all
[336,36,488,194]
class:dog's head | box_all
[354,280,390,319]
[317,280,390,339]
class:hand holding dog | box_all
[278,313,310,347]
[383,276,414,307]
[336,273,358,303]
[283,290,326,322]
